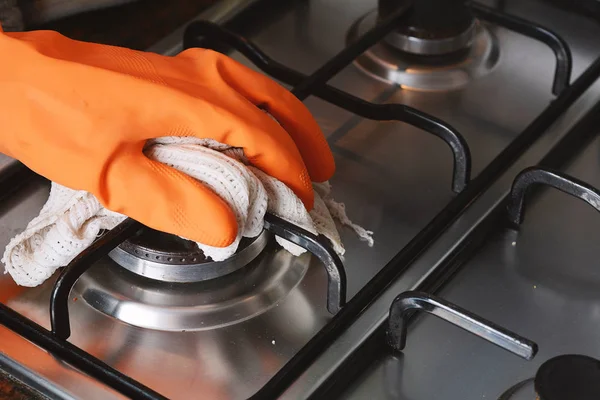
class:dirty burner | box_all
[108,229,269,283]
[77,240,311,331]
[348,11,499,91]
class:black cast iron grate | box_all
[0,1,598,399]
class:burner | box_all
[108,229,269,283]
[348,11,499,91]
[379,0,476,56]
[497,355,600,400]
[535,355,600,400]
[76,241,311,331]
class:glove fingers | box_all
[222,55,335,182]
[177,49,335,183]
[141,83,316,210]
[0,35,322,212]
[104,150,238,247]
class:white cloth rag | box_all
[2,137,373,287]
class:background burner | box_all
[378,0,476,56]
[108,228,269,283]
[348,11,499,91]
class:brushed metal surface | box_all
[340,132,600,400]
[1,0,600,399]
[0,154,18,179]
[278,0,600,397]
[77,241,311,331]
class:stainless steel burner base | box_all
[75,242,311,331]
[108,230,269,283]
[383,21,477,56]
[348,12,499,91]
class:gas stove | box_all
[2,0,600,399]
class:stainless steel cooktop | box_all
[2,0,600,399]
[337,103,600,400]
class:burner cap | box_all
[108,229,269,283]
[379,0,476,56]
[535,355,600,400]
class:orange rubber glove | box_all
[0,26,334,247]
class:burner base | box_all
[75,242,310,331]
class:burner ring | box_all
[384,21,476,56]
[108,230,269,283]
[348,12,499,92]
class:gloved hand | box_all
[0,26,335,247]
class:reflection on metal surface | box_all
[0,353,68,400]
[350,132,600,399]
[349,12,499,91]
[378,0,477,56]
[387,291,538,360]
[76,243,310,331]
[291,1,412,100]
[147,0,264,56]
[382,355,404,399]
[497,378,534,400]
[0,154,37,201]
[506,167,600,226]
[108,230,269,283]
[2,0,600,398]
[469,2,572,96]
[2,264,323,400]
[384,21,477,56]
